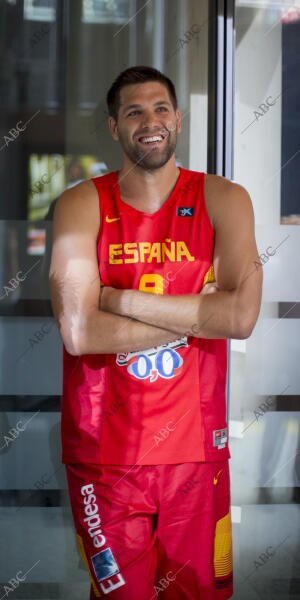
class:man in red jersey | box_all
[49,66,262,599]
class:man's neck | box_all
[117,159,180,214]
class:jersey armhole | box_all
[201,172,216,284]
[201,172,215,235]
[90,177,102,246]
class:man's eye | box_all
[157,107,168,112]
[127,111,140,117]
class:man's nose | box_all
[140,111,161,129]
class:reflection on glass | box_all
[28,154,108,221]
[23,0,56,22]
[82,0,130,24]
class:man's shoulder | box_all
[204,174,252,227]
[184,170,240,197]
[56,178,98,207]
[53,179,100,224]
[204,172,240,193]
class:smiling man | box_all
[49,66,262,599]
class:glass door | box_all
[230,1,300,598]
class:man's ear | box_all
[108,116,119,141]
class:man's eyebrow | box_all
[121,100,172,112]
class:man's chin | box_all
[132,151,174,171]
[136,159,168,171]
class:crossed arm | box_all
[100,182,262,340]
[49,178,262,356]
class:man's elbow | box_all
[234,280,262,339]
[58,312,91,356]
[234,308,259,339]
[61,310,108,355]
[59,321,82,356]
[64,336,81,356]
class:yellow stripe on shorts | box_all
[76,533,102,597]
[213,512,233,578]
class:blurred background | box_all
[0,0,299,598]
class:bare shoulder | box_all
[53,179,99,231]
[204,173,254,229]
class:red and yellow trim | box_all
[214,511,233,591]
[76,534,102,597]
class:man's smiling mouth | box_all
[137,133,167,146]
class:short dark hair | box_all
[106,65,178,121]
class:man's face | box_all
[109,81,181,171]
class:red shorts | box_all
[66,461,233,599]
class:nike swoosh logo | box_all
[105,215,120,223]
[213,469,223,485]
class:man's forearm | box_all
[75,308,182,355]
[101,277,261,340]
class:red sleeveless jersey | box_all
[61,168,230,465]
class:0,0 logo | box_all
[127,348,183,382]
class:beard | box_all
[117,127,178,171]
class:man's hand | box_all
[200,282,220,295]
